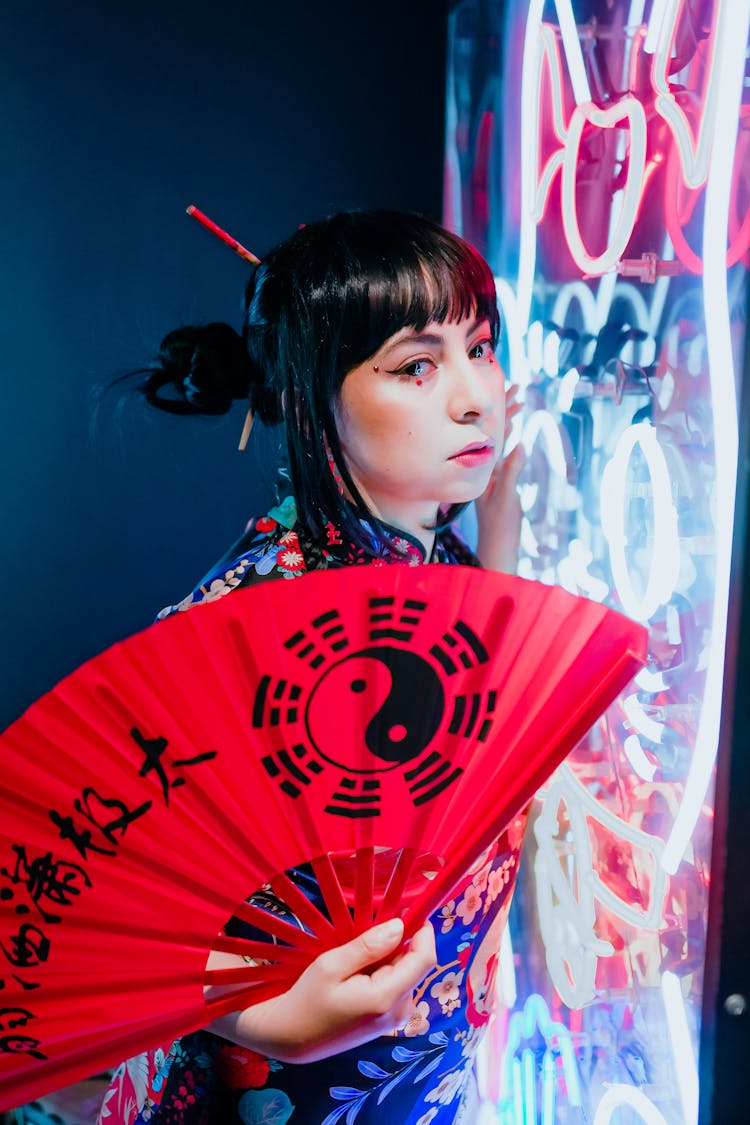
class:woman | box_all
[99,210,526,1125]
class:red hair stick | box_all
[186,204,261,265]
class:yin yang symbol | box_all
[304,646,445,773]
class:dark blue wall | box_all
[0,0,447,729]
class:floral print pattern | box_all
[98,502,528,1124]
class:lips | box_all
[450,440,495,459]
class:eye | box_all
[469,338,495,361]
[385,357,435,380]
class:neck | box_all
[344,483,436,558]
[358,495,438,559]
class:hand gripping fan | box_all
[0,565,647,1108]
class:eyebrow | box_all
[379,319,485,358]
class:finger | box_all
[483,442,524,489]
[317,917,406,980]
[368,922,436,998]
[502,443,526,486]
[504,409,522,448]
[387,991,416,1032]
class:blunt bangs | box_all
[327,214,501,375]
[240,211,500,549]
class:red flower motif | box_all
[217,1046,271,1090]
[326,521,343,545]
[255,516,278,533]
[279,547,306,572]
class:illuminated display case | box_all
[445,1,750,1121]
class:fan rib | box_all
[268,870,338,942]
[376,845,420,922]
[230,901,320,952]
[354,845,375,929]
[311,852,356,936]
[210,935,312,966]
[0,564,648,1111]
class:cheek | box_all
[339,393,418,452]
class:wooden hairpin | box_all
[237,408,255,452]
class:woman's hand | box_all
[476,385,526,573]
[206,917,437,1064]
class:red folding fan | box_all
[0,565,647,1109]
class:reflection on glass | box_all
[447,1,750,1121]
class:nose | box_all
[447,351,501,422]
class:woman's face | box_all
[334,316,505,543]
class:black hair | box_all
[138,209,500,551]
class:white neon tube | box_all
[626,0,647,32]
[652,0,724,188]
[554,0,591,106]
[557,367,580,413]
[600,421,681,622]
[593,1085,669,1124]
[662,971,699,1124]
[623,733,658,781]
[561,98,648,275]
[643,0,670,54]
[495,278,532,393]
[662,0,750,875]
[518,0,547,328]
[522,409,568,478]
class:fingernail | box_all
[375,918,404,941]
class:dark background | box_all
[0,0,448,731]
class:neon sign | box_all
[446,0,750,1121]
[519,0,750,293]
[496,993,583,1123]
[599,421,681,622]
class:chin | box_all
[445,480,493,505]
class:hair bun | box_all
[142,322,254,415]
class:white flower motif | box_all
[460,1024,486,1059]
[439,899,456,933]
[474,864,490,894]
[279,548,305,570]
[430,970,464,1015]
[97,1085,115,1119]
[415,1109,439,1125]
[159,592,197,616]
[125,1051,150,1109]
[203,577,235,602]
[402,999,431,1037]
[424,1065,468,1105]
[456,881,482,926]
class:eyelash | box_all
[387,359,432,380]
[386,338,495,380]
[469,338,494,361]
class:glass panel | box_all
[446,1,750,1121]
